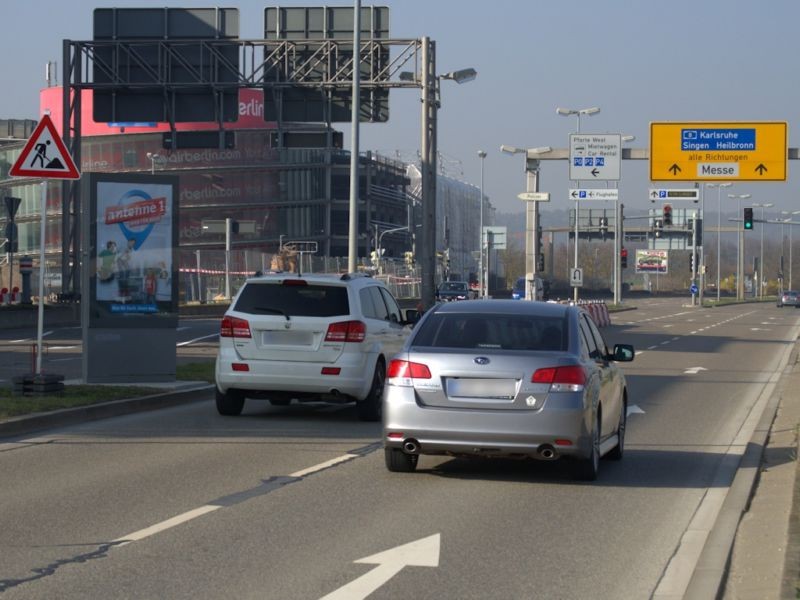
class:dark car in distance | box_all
[436,281,470,302]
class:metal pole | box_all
[195,249,202,302]
[717,186,721,302]
[478,150,486,299]
[573,114,581,303]
[225,217,231,300]
[791,224,794,290]
[699,186,705,306]
[691,209,697,305]
[614,198,621,305]
[347,0,362,274]
[36,182,46,374]
[528,164,540,302]
[760,206,765,298]
[737,197,743,300]
[419,37,437,309]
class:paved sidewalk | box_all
[722,342,800,599]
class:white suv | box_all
[215,272,413,421]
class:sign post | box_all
[8,114,81,375]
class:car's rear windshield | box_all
[441,282,467,291]
[411,313,567,351]
[233,282,350,317]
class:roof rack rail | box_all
[340,272,373,281]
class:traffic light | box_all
[689,252,694,272]
[655,218,663,238]
[537,254,545,272]
[744,207,754,230]
[620,247,628,269]
[599,216,609,241]
[663,204,673,226]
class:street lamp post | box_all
[557,106,600,303]
[706,182,731,301]
[728,193,751,299]
[500,145,551,301]
[478,150,487,298]
[753,202,773,298]
[781,211,800,290]
[146,152,163,175]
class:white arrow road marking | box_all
[684,366,708,374]
[320,534,441,600]
[627,404,645,416]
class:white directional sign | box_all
[517,192,550,202]
[648,188,700,201]
[483,226,507,250]
[570,267,583,287]
[569,133,621,181]
[569,189,619,201]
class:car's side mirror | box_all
[612,343,635,362]
[403,308,421,326]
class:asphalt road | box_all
[0,299,797,599]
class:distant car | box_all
[436,281,470,302]
[777,290,800,308]
[382,299,635,480]
[215,272,412,421]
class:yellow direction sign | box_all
[650,121,787,182]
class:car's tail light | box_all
[232,363,250,372]
[220,316,252,338]
[387,359,432,387]
[324,320,366,343]
[532,365,586,392]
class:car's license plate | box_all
[446,378,517,399]
[261,330,313,346]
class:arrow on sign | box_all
[591,168,600,177]
[755,163,768,175]
[650,190,659,199]
[669,164,682,175]
[571,190,579,198]
[320,534,441,600]
[684,366,708,375]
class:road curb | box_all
[0,384,214,439]
[684,340,799,599]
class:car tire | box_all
[385,448,418,472]
[356,361,385,422]
[607,399,626,461]
[216,388,245,416]
[573,414,600,481]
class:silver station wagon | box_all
[382,300,634,480]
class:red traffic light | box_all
[663,204,673,226]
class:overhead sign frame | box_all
[649,121,787,182]
[9,114,80,180]
[569,133,621,181]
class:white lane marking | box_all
[48,345,78,350]
[176,333,219,347]
[113,505,220,547]
[684,366,708,374]
[627,404,645,416]
[320,534,441,600]
[10,331,54,343]
[290,454,357,478]
[177,326,190,331]
[635,350,646,356]
[50,357,81,362]
[662,324,674,328]
[750,327,770,331]
[648,345,658,350]
[660,341,670,345]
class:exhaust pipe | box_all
[403,439,420,455]
[538,444,557,460]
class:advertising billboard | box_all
[635,249,669,274]
[86,173,179,327]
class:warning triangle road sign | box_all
[9,114,80,180]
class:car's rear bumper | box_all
[383,386,592,459]
[215,346,376,400]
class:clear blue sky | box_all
[4,0,800,218]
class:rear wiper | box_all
[252,306,290,320]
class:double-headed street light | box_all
[706,182,732,301]
[728,193,751,299]
[557,106,601,302]
[753,202,774,298]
